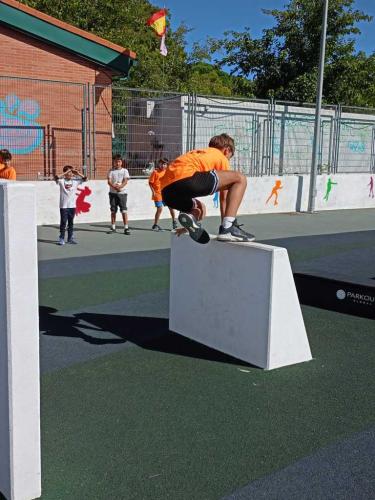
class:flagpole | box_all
[308,0,329,212]
[162,53,165,90]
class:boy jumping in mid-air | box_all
[149,158,178,231]
[160,134,254,243]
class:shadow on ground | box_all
[40,306,250,367]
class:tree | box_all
[20,0,245,96]
[206,0,374,105]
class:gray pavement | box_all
[37,209,375,262]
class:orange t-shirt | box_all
[160,147,230,190]
[0,163,16,180]
[149,169,165,202]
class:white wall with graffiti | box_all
[27,172,375,226]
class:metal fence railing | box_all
[0,76,87,180]
[0,76,374,179]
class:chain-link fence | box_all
[1,76,374,179]
[0,76,87,180]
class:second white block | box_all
[169,234,312,370]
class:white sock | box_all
[223,217,235,229]
[124,224,128,229]
[111,224,115,230]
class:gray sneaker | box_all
[217,221,255,242]
[178,212,210,244]
[57,237,65,246]
[233,219,256,239]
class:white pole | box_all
[0,182,41,500]
[308,0,329,212]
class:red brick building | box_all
[0,0,136,179]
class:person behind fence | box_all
[149,158,178,231]
[108,154,131,235]
[0,149,16,180]
[55,165,87,246]
[160,133,255,242]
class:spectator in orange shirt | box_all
[160,134,254,243]
[0,149,16,180]
[149,158,178,231]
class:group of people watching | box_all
[54,154,179,245]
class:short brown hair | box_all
[208,134,235,155]
[63,165,73,173]
[0,149,12,163]
[158,157,169,166]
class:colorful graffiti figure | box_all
[323,177,338,201]
[0,94,43,154]
[266,180,283,206]
[213,191,219,208]
[75,186,92,215]
[368,176,374,199]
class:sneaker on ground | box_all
[217,221,255,242]
[124,228,131,235]
[57,238,65,246]
[109,227,117,233]
[178,212,210,244]
[152,224,162,231]
[67,239,78,244]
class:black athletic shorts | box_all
[161,171,219,212]
[109,192,128,213]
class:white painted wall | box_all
[22,172,375,226]
[0,182,41,500]
[313,173,375,211]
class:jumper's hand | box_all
[175,228,188,237]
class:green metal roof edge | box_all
[0,2,135,75]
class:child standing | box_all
[108,155,131,235]
[0,149,16,180]
[55,166,87,245]
[160,134,254,243]
[149,158,178,231]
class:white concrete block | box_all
[0,182,41,500]
[169,234,312,370]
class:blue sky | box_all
[164,0,375,56]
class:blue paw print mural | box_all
[0,94,43,154]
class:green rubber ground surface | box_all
[32,210,375,499]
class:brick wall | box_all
[0,25,113,179]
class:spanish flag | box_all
[147,9,168,56]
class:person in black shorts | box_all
[160,134,255,243]
[107,155,131,235]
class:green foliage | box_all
[20,0,246,96]
[206,0,375,105]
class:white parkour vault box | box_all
[169,234,312,370]
[0,182,41,500]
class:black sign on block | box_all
[294,273,375,320]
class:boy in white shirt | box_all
[107,155,131,235]
[54,165,87,245]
